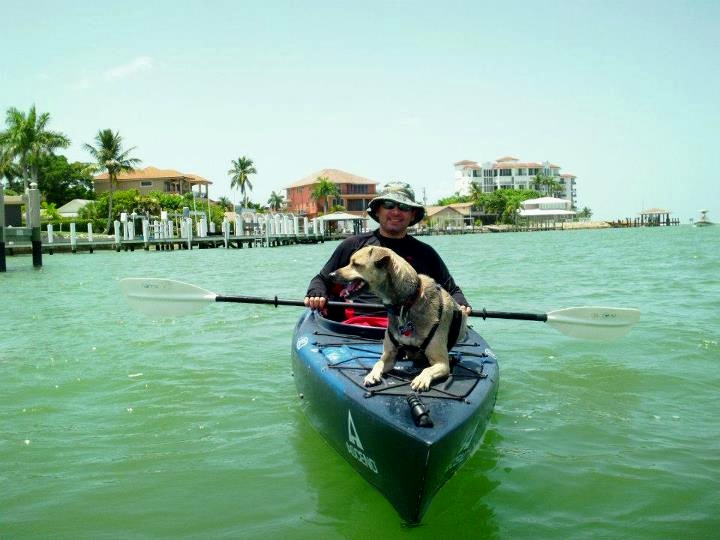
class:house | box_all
[57,199,92,218]
[454,156,577,208]
[285,168,379,219]
[424,205,467,229]
[518,196,576,221]
[94,166,212,199]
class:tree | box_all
[228,156,257,207]
[437,192,471,206]
[217,196,233,211]
[0,147,21,191]
[267,191,285,211]
[472,188,540,224]
[531,172,564,198]
[83,129,141,233]
[311,176,340,214]
[0,105,70,191]
[577,206,593,219]
[37,154,95,206]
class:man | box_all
[304,182,471,316]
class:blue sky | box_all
[2,0,718,221]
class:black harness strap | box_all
[388,305,462,356]
[447,308,463,350]
[388,297,464,356]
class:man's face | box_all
[376,200,416,238]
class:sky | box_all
[1,0,718,222]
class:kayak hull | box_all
[291,310,499,523]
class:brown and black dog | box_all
[330,246,466,391]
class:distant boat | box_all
[694,210,714,227]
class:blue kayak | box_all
[291,310,500,523]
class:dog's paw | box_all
[363,368,384,387]
[410,373,433,392]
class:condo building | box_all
[454,156,577,209]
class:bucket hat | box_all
[367,182,425,226]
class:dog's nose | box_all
[329,271,338,281]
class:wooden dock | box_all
[607,217,681,228]
[2,232,324,257]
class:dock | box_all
[1,200,325,267]
[608,208,680,227]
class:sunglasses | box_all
[380,200,413,212]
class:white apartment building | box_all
[454,156,577,209]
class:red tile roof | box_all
[94,166,211,184]
[286,168,378,188]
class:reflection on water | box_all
[289,402,502,538]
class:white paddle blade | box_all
[546,306,641,340]
[119,278,217,317]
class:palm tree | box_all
[0,105,70,191]
[228,156,257,208]
[217,196,233,211]
[0,148,21,192]
[83,129,141,233]
[531,173,564,198]
[311,176,340,215]
[267,191,285,212]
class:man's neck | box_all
[377,229,407,240]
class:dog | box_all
[329,246,467,391]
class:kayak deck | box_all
[291,310,499,523]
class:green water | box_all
[2,226,718,539]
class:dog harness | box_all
[385,284,464,356]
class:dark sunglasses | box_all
[380,200,413,212]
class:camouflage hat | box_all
[367,182,425,226]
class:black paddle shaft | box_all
[214,295,548,323]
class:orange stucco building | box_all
[285,168,378,219]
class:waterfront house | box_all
[57,199,92,218]
[454,156,577,208]
[517,196,576,222]
[424,205,466,229]
[93,166,212,199]
[285,168,379,219]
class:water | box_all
[2,226,718,539]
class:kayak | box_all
[291,309,500,523]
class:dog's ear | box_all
[375,254,391,269]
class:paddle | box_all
[119,278,640,340]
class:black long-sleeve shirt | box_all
[306,230,469,308]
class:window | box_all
[347,199,365,211]
[141,181,153,187]
[500,169,511,176]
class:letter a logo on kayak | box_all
[347,410,364,450]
